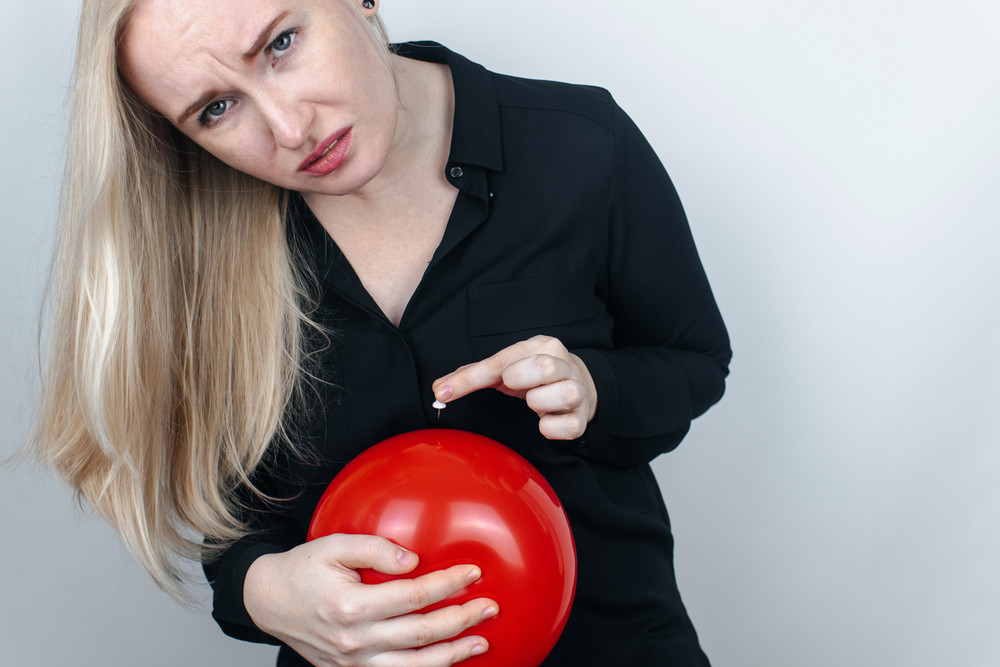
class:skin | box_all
[433,336,598,441]
[120,0,597,663]
[120,0,401,198]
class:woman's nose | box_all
[258,91,315,150]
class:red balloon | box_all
[308,428,576,666]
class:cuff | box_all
[209,541,288,645]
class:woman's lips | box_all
[299,127,352,175]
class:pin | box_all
[432,400,447,419]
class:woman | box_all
[34,0,731,664]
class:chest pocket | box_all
[466,270,599,356]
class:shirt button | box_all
[449,165,464,179]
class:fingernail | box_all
[471,642,488,656]
[466,566,481,584]
[482,605,498,620]
[397,549,417,566]
[436,385,453,401]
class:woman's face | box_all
[120,0,399,196]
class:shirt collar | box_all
[391,41,504,173]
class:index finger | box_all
[432,341,535,402]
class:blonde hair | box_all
[31,0,391,601]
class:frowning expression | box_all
[119,0,399,195]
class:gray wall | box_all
[3,1,997,665]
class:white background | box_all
[2,1,998,665]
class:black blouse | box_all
[205,42,730,666]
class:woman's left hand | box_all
[432,335,597,440]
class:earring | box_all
[363,0,374,8]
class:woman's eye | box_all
[198,100,233,127]
[268,30,296,57]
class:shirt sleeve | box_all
[203,537,286,645]
[202,472,303,646]
[571,101,731,467]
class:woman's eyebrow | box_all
[175,11,293,126]
[242,11,292,61]
[178,89,220,126]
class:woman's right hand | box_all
[244,534,498,666]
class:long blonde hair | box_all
[31,0,390,601]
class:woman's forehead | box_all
[125,0,260,50]
[120,0,288,116]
